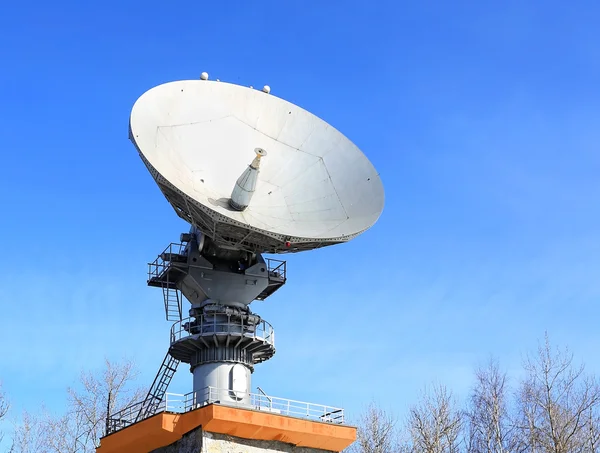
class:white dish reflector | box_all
[130,80,384,253]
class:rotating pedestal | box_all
[148,231,282,406]
[169,303,275,405]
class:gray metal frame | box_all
[116,230,287,426]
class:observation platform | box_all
[147,242,287,301]
[169,316,275,365]
[99,388,354,453]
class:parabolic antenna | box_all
[104,77,385,432]
[129,79,384,253]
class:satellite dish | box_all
[129,80,384,253]
[107,78,386,430]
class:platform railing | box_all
[106,400,144,434]
[180,387,345,424]
[147,244,285,283]
[265,258,286,280]
[170,316,275,346]
[148,242,186,281]
[106,387,344,435]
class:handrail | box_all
[180,387,345,424]
[266,258,286,279]
[107,386,344,435]
[256,386,272,404]
[148,242,186,281]
[170,316,275,346]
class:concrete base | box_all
[152,429,337,453]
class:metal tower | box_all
[142,228,286,407]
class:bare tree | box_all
[466,359,515,453]
[583,404,600,453]
[347,403,403,453]
[346,336,600,453]
[9,408,85,453]
[0,382,9,445]
[9,411,47,453]
[407,384,463,453]
[514,334,600,453]
[9,358,143,453]
[65,358,144,451]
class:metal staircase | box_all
[162,286,182,322]
[148,242,187,321]
[135,352,180,422]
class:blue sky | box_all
[1,0,600,443]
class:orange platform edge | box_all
[96,404,357,453]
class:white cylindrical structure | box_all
[193,362,252,405]
[229,148,267,211]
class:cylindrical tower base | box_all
[192,362,252,405]
[168,303,275,409]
